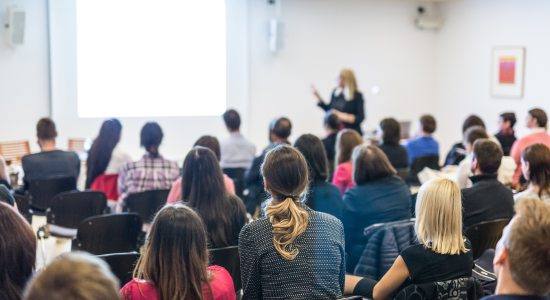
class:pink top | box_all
[166,175,235,204]
[120,265,235,300]
[510,131,550,186]
[332,162,355,196]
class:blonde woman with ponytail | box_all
[239,144,346,300]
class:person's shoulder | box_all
[240,217,271,237]
[316,180,341,194]
[208,265,235,292]
[120,279,156,299]
[310,209,343,228]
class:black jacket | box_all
[378,143,409,169]
[318,90,365,135]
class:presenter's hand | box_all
[311,85,323,103]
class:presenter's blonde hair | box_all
[415,177,468,255]
[340,69,358,98]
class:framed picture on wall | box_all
[491,47,526,98]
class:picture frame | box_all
[491,47,526,98]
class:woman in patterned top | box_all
[239,145,345,300]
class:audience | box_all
[404,115,439,165]
[514,143,550,204]
[24,252,120,300]
[444,115,486,166]
[0,154,11,189]
[0,202,36,300]
[495,112,517,156]
[332,129,363,195]
[510,108,550,187]
[483,197,550,300]
[293,134,343,220]
[343,145,411,273]
[322,113,341,181]
[456,126,489,189]
[376,118,408,169]
[244,117,291,215]
[20,118,80,192]
[461,139,514,228]
[167,135,236,203]
[220,109,256,170]
[239,145,345,299]
[120,204,235,300]
[117,122,179,213]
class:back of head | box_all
[271,117,292,139]
[324,113,341,131]
[24,252,118,300]
[194,135,221,162]
[500,112,516,128]
[380,118,401,144]
[462,115,485,134]
[86,119,123,188]
[529,108,548,128]
[293,134,328,182]
[0,202,36,300]
[340,69,358,96]
[464,125,489,145]
[521,144,550,196]
[37,118,56,141]
[135,204,211,300]
[420,115,436,134]
[140,122,163,157]
[472,139,503,174]
[353,145,396,185]
[261,145,309,260]
[415,177,467,255]
[335,129,363,164]
[223,109,241,131]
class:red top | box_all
[332,162,355,196]
[120,265,235,300]
[510,131,550,186]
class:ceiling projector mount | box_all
[415,6,443,30]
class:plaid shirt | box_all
[118,153,180,208]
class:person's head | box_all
[36,118,57,147]
[499,113,516,131]
[419,115,436,134]
[134,204,213,300]
[140,122,163,157]
[261,145,309,260]
[337,69,358,97]
[470,139,503,175]
[463,125,489,154]
[194,135,221,162]
[223,109,241,132]
[324,113,341,133]
[24,252,119,300]
[0,202,36,300]
[270,117,292,143]
[521,144,550,197]
[86,119,123,188]
[415,177,467,255]
[379,118,401,145]
[527,108,547,129]
[462,115,485,134]
[352,144,396,185]
[493,198,550,296]
[335,129,363,165]
[293,134,328,182]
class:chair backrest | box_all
[28,177,77,211]
[209,246,241,292]
[46,191,107,228]
[13,194,32,224]
[409,155,440,184]
[125,189,170,224]
[394,277,484,300]
[465,218,511,260]
[75,213,143,255]
[0,140,30,167]
[98,252,141,285]
[68,138,86,152]
[223,168,246,201]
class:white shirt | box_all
[104,147,132,174]
[456,154,517,189]
[220,133,257,169]
[515,187,550,205]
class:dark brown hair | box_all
[464,126,488,145]
[293,134,328,182]
[0,202,36,300]
[500,112,516,128]
[380,118,401,144]
[140,122,163,157]
[324,113,341,131]
[352,144,396,185]
[529,108,548,128]
[36,118,56,140]
[194,135,221,161]
[521,144,550,198]
[335,129,363,165]
[472,139,502,174]
[420,115,436,134]
[271,117,292,139]
[86,119,122,189]
[462,115,485,134]
[133,204,214,300]
[223,109,241,131]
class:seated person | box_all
[343,145,411,273]
[494,112,517,156]
[0,155,11,189]
[481,197,550,300]
[377,118,408,169]
[444,115,486,166]
[220,109,256,170]
[456,126,489,189]
[121,204,235,300]
[0,185,16,207]
[293,134,343,220]
[514,143,550,204]
[332,129,363,196]
[117,122,179,213]
[239,145,345,299]
[404,115,439,165]
[21,118,80,192]
[322,113,341,181]
[24,252,120,300]
[462,139,514,228]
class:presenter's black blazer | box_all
[318,89,365,135]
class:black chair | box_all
[28,177,77,214]
[125,189,170,224]
[72,213,143,255]
[465,218,511,260]
[395,277,483,300]
[395,168,410,183]
[13,194,32,224]
[409,155,440,185]
[98,252,141,285]
[209,246,241,292]
[45,191,108,239]
[223,168,247,202]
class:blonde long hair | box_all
[261,145,310,260]
[340,69,358,98]
[415,177,468,255]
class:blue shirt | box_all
[404,136,439,164]
[306,179,344,221]
[220,133,256,169]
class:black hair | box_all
[380,118,401,144]
[324,113,341,131]
[420,115,436,134]
[86,119,122,188]
[500,112,516,128]
[472,139,502,174]
[462,115,485,134]
[271,117,292,139]
[140,122,163,157]
[223,109,241,131]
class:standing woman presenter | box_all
[313,69,365,135]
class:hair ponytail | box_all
[266,197,309,260]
